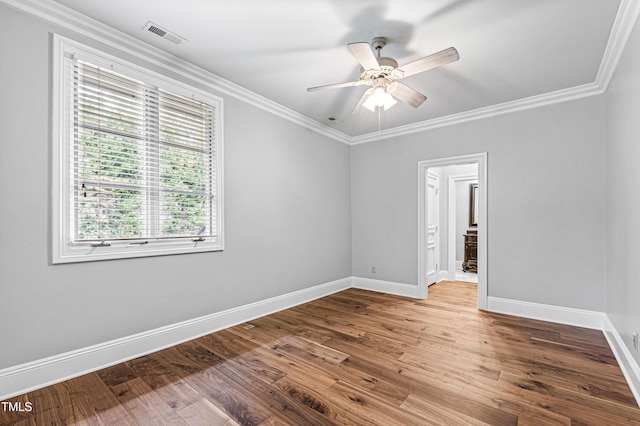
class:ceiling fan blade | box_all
[307,80,366,92]
[352,88,373,114]
[387,82,427,108]
[348,42,380,71]
[397,47,459,78]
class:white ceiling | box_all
[50,0,621,137]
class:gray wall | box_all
[351,95,606,311]
[605,17,640,366]
[0,5,352,369]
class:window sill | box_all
[52,239,223,264]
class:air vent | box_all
[143,21,186,45]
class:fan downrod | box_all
[371,37,388,53]
[366,37,397,70]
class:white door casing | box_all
[417,153,487,309]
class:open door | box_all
[426,171,439,286]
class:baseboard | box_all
[352,276,421,299]
[487,296,606,330]
[603,315,640,407]
[438,270,449,282]
[0,277,352,401]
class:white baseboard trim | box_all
[603,315,640,407]
[487,296,606,330]
[0,277,352,401]
[438,270,450,282]
[352,276,421,299]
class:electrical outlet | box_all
[371,266,376,274]
[633,331,639,351]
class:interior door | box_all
[427,172,440,285]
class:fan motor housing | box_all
[377,56,398,68]
[359,57,398,72]
[360,59,399,81]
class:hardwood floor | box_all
[2,281,640,425]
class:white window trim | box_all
[51,34,224,263]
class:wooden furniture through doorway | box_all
[462,229,477,273]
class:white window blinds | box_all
[72,59,217,242]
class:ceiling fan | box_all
[307,37,459,114]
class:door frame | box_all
[417,153,487,309]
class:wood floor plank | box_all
[400,394,493,426]
[96,364,138,388]
[108,378,187,425]
[8,419,35,426]
[176,341,330,426]
[3,281,640,425]
[176,398,240,425]
[213,330,339,392]
[52,373,135,426]
[275,308,367,339]
[283,337,411,407]
[305,312,424,346]
[498,370,640,425]
[270,376,355,425]
[200,341,288,386]
[395,356,573,425]
[124,354,202,411]
[151,346,273,425]
[321,379,434,426]
[502,356,638,406]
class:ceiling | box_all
[50,0,621,138]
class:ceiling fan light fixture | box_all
[308,37,458,114]
[363,86,397,112]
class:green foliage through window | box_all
[73,61,215,242]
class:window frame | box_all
[51,35,224,263]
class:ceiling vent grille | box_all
[143,21,186,45]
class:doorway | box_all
[417,153,487,309]
[448,172,479,283]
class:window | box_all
[52,36,223,263]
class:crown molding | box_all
[2,0,638,147]
[595,0,640,91]
[349,82,603,145]
[0,0,352,145]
